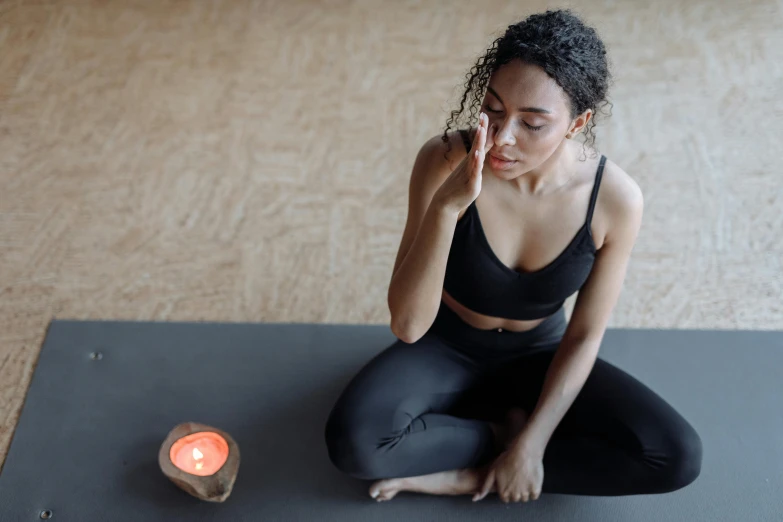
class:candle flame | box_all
[193,447,204,470]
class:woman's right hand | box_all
[433,112,495,215]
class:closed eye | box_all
[482,105,544,132]
[483,104,544,132]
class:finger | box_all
[475,471,494,502]
[471,151,484,185]
[473,470,494,502]
[512,493,522,503]
[472,113,487,151]
[469,132,484,173]
[477,118,487,155]
[531,489,541,501]
[478,111,486,129]
[484,123,496,153]
[472,478,486,502]
[521,493,530,503]
[473,149,482,171]
[471,131,487,178]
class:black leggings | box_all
[325,304,702,496]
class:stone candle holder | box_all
[159,422,240,502]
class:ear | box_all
[565,109,593,139]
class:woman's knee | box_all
[324,414,388,480]
[655,421,703,492]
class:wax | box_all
[169,431,229,477]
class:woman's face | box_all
[481,60,587,178]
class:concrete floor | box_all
[0,0,781,468]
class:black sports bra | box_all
[442,129,606,321]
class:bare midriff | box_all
[441,290,548,333]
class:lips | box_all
[488,154,517,171]
[490,154,516,162]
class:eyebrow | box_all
[487,86,552,114]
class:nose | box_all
[493,118,516,147]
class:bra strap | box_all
[586,155,607,224]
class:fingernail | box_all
[370,491,378,499]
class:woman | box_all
[325,9,702,504]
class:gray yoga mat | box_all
[0,319,781,521]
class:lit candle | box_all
[169,431,229,477]
[160,422,240,502]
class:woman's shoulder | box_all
[598,156,643,215]
[417,129,473,169]
[592,155,644,246]
[409,129,472,193]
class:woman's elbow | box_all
[391,319,424,344]
[390,316,425,344]
[387,290,434,344]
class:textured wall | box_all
[0,0,781,468]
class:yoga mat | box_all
[0,320,781,521]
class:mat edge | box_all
[47,317,783,335]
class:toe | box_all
[370,480,400,502]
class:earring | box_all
[566,133,573,139]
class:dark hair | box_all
[443,9,612,157]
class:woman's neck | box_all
[510,141,580,195]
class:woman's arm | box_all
[387,137,460,343]
[388,119,492,343]
[512,165,644,456]
[389,201,459,343]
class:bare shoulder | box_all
[391,129,471,274]
[599,157,643,213]
[409,130,469,201]
[593,157,644,246]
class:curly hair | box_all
[442,9,612,158]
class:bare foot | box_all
[369,409,526,502]
[369,468,486,502]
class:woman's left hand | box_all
[473,445,544,503]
